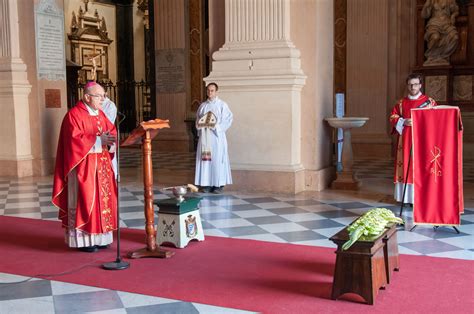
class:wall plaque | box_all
[453,75,473,101]
[45,89,61,108]
[35,0,66,81]
[156,49,185,93]
[425,75,447,102]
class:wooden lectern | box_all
[122,119,175,259]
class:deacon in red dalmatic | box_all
[389,73,437,204]
[52,82,118,253]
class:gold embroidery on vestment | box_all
[430,146,442,183]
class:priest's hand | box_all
[404,118,412,126]
[100,132,116,146]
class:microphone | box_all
[418,100,431,108]
[117,112,126,124]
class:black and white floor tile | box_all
[0,273,253,314]
[1,154,473,313]
[120,149,196,171]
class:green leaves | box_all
[342,208,404,250]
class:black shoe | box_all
[200,186,212,193]
[96,245,110,249]
[212,186,224,194]
[78,246,98,253]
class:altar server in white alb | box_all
[195,82,233,193]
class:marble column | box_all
[0,0,33,176]
[206,0,307,193]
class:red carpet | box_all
[0,216,472,313]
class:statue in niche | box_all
[87,52,103,82]
[421,0,459,66]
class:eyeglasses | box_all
[87,93,106,99]
[407,83,421,87]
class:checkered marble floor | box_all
[1,156,473,313]
[119,148,196,171]
[0,273,253,314]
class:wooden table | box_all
[329,223,399,305]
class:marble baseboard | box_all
[0,159,33,177]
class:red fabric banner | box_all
[411,106,463,225]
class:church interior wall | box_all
[208,0,225,70]
[16,1,39,176]
[15,0,67,177]
[290,0,335,190]
[386,0,418,156]
[346,0,392,158]
[2,0,471,191]
[133,1,146,82]
[153,0,192,152]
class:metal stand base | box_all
[434,225,460,234]
[102,258,130,270]
[410,225,460,234]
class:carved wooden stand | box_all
[122,119,174,259]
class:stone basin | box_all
[325,117,370,190]
[325,117,369,129]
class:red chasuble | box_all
[411,106,463,226]
[389,95,436,188]
[52,101,117,234]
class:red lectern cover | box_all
[411,106,463,226]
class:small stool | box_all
[155,197,204,248]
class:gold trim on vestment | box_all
[76,153,98,230]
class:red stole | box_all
[52,101,117,233]
[412,106,463,225]
[389,95,436,184]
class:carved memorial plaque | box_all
[35,0,66,81]
[156,49,185,93]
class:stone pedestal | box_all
[326,117,369,190]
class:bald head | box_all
[83,83,106,110]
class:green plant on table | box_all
[342,208,404,250]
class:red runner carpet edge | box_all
[0,216,473,313]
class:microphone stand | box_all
[399,146,412,218]
[103,112,130,270]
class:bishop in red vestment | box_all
[52,82,118,252]
[389,74,437,204]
